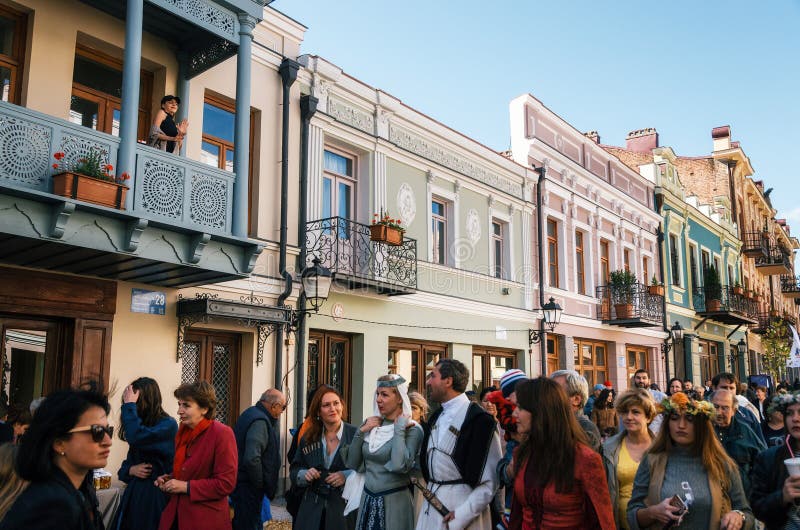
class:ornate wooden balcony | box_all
[596,283,663,328]
[305,217,417,296]
[692,286,757,325]
[782,276,800,299]
[0,102,260,287]
[741,230,770,259]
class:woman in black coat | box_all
[290,387,357,530]
[0,385,112,530]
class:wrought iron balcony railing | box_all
[305,217,417,295]
[756,244,793,276]
[741,230,770,258]
[596,283,663,327]
[692,286,757,324]
[782,275,800,298]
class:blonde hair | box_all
[615,388,657,421]
[0,444,28,519]
[408,391,429,421]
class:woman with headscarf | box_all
[343,374,424,530]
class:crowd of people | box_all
[3,366,800,529]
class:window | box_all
[689,244,699,290]
[181,331,240,426]
[546,335,560,375]
[70,45,152,141]
[728,265,735,287]
[600,240,610,284]
[643,257,649,285]
[0,4,26,104]
[669,234,680,287]
[547,219,559,287]
[431,200,447,264]
[623,248,631,273]
[575,231,586,295]
[388,339,447,396]
[308,331,352,421]
[201,95,237,171]
[491,220,505,278]
[320,148,356,235]
[698,340,719,384]
[701,250,710,274]
[573,339,607,388]
[626,347,648,382]
[472,347,517,394]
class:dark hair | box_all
[16,384,110,482]
[174,381,216,419]
[6,404,31,427]
[594,388,615,410]
[712,372,738,389]
[514,377,587,492]
[634,368,649,378]
[119,377,170,441]
[303,386,346,445]
[667,378,684,396]
[479,386,497,402]
[436,359,469,393]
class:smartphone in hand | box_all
[663,495,688,529]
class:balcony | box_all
[692,286,757,325]
[596,283,663,328]
[0,102,260,287]
[756,245,793,276]
[305,217,417,296]
[782,276,800,299]
[741,230,770,259]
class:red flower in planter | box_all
[53,152,65,161]
[52,148,127,184]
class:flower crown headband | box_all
[768,391,800,415]
[659,392,715,418]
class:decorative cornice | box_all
[389,124,523,198]
[327,97,374,135]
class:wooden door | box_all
[308,331,352,420]
[181,331,241,426]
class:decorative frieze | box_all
[328,97,374,135]
[389,124,523,198]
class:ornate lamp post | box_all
[661,321,684,381]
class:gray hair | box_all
[260,388,284,405]
[709,388,737,409]
[550,369,589,408]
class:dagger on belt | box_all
[410,476,451,517]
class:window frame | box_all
[491,219,504,279]
[431,198,448,265]
[0,3,26,105]
[573,338,608,388]
[669,233,681,287]
[547,218,559,288]
[472,346,518,393]
[387,338,449,396]
[575,230,586,295]
[599,240,610,285]
[321,146,357,221]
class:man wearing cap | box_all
[584,383,606,416]
[149,95,188,154]
[417,359,502,530]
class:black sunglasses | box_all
[68,424,114,442]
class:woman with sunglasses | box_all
[114,378,177,530]
[0,384,112,530]
[155,381,237,530]
[626,393,754,530]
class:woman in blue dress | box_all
[114,377,178,530]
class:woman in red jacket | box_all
[509,377,615,530]
[155,381,238,530]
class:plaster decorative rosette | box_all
[396,183,416,228]
[466,209,481,246]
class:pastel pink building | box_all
[510,95,668,390]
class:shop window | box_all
[388,339,447,396]
[626,347,648,382]
[573,339,607,388]
[472,347,517,394]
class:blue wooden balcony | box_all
[0,102,261,287]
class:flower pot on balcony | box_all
[648,285,665,296]
[370,224,403,246]
[613,303,635,319]
[707,299,722,312]
[52,172,128,209]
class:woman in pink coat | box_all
[155,381,237,530]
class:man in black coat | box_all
[231,389,286,530]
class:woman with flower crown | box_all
[626,392,754,530]
[751,391,800,529]
[342,374,424,530]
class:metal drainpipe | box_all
[293,94,318,422]
[274,59,300,389]
[535,166,547,376]
[654,191,670,381]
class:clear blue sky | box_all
[273,0,800,229]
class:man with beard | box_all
[632,369,664,434]
[417,359,502,530]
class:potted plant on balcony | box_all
[648,275,664,296]
[51,149,131,209]
[703,265,723,312]
[609,269,637,319]
[370,210,404,246]
[733,281,744,296]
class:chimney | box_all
[584,130,600,144]
[712,125,731,152]
[625,128,658,153]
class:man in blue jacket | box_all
[231,389,286,530]
[711,388,765,496]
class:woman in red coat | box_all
[509,377,614,530]
[155,381,238,530]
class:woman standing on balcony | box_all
[149,95,188,154]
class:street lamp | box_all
[529,297,563,345]
[300,257,332,312]
[661,322,683,381]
